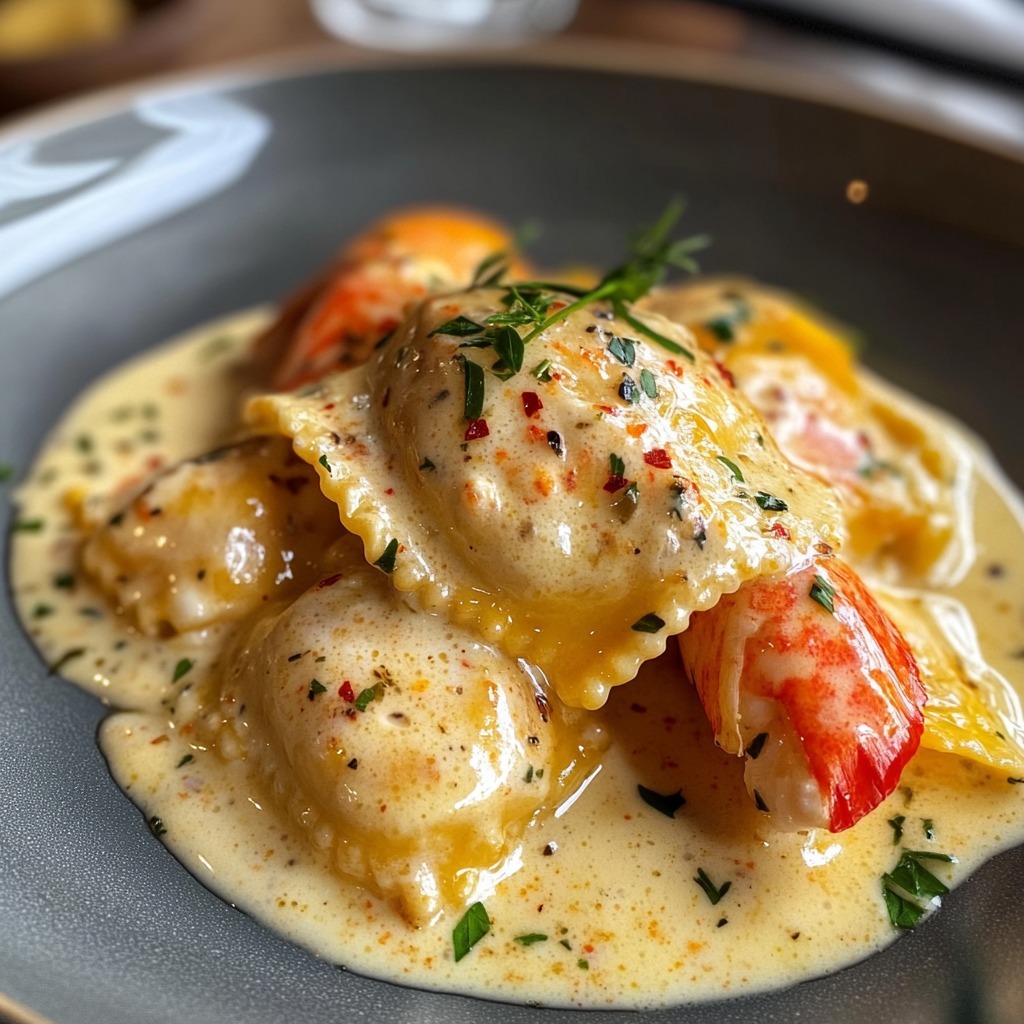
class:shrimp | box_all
[257,206,527,391]
[679,554,926,833]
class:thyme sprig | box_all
[434,201,709,381]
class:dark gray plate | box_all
[2,49,1023,1024]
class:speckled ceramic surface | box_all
[1,49,1023,1024]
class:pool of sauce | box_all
[11,311,1024,1010]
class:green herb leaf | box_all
[809,574,836,614]
[888,815,905,845]
[48,648,86,675]
[514,932,548,946]
[716,455,744,483]
[148,815,167,838]
[754,491,788,512]
[318,454,331,474]
[638,784,685,817]
[373,538,399,574]
[419,457,436,471]
[176,754,194,768]
[453,901,491,961]
[532,359,553,382]
[694,867,731,905]
[463,357,485,420]
[173,658,194,683]
[607,336,636,366]
[354,686,378,712]
[13,518,44,532]
[639,368,658,400]
[491,325,525,378]
[431,315,485,337]
[632,613,666,633]
[610,453,625,478]
[307,678,327,700]
[881,849,957,929]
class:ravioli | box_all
[640,279,973,586]
[213,535,599,924]
[81,436,340,636]
[249,288,844,708]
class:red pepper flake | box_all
[596,404,619,416]
[339,680,356,703]
[715,362,736,388]
[521,392,543,418]
[527,424,546,443]
[665,359,686,378]
[323,402,336,411]
[317,572,345,589]
[465,418,490,441]
[604,475,628,493]
[770,522,790,539]
[643,448,672,469]
[385,487,394,495]
[382,387,391,408]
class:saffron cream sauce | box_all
[12,310,1024,1010]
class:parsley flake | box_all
[514,932,548,946]
[754,491,788,512]
[638,784,685,817]
[307,678,327,701]
[694,868,732,905]
[716,455,744,483]
[453,901,491,961]
[809,574,836,614]
[173,658,194,683]
[373,538,399,574]
[631,613,665,633]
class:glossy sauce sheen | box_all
[12,311,1024,1009]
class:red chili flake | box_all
[465,418,490,441]
[317,572,345,589]
[521,392,543,418]
[643,448,672,469]
[382,387,391,408]
[339,680,356,703]
[596,404,619,416]
[770,522,790,539]
[527,424,546,442]
[665,359,686,378]
[604,475,628,493]
[323,402,336,410]
[715,362,736,388]
[385,487,394,495]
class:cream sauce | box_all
[11,310,1024,1010]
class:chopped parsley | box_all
[637,784,685,818]
[716,455,744,483]
[888,815,905,844]
[631,613,666,633]
[694,868,732,905]
[307,678,327,701]
[462,357,485,420]
[373,538,399,574]
[514,932,548,946]
[882,849,957,930]
[754,491,788,512]
[809,574,836,614]
[453,901,491,961]
[172,658,194,683]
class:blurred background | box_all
[0,0,1022,151]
